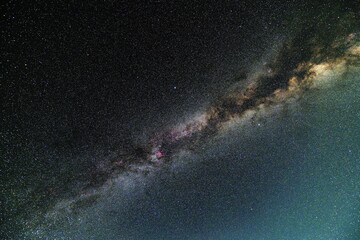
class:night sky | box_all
[1,1,360,239]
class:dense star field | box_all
[1,1,360,239]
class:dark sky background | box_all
[2,0,292,144]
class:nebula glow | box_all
[145,33,360,166]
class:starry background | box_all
[1,0,360,239]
